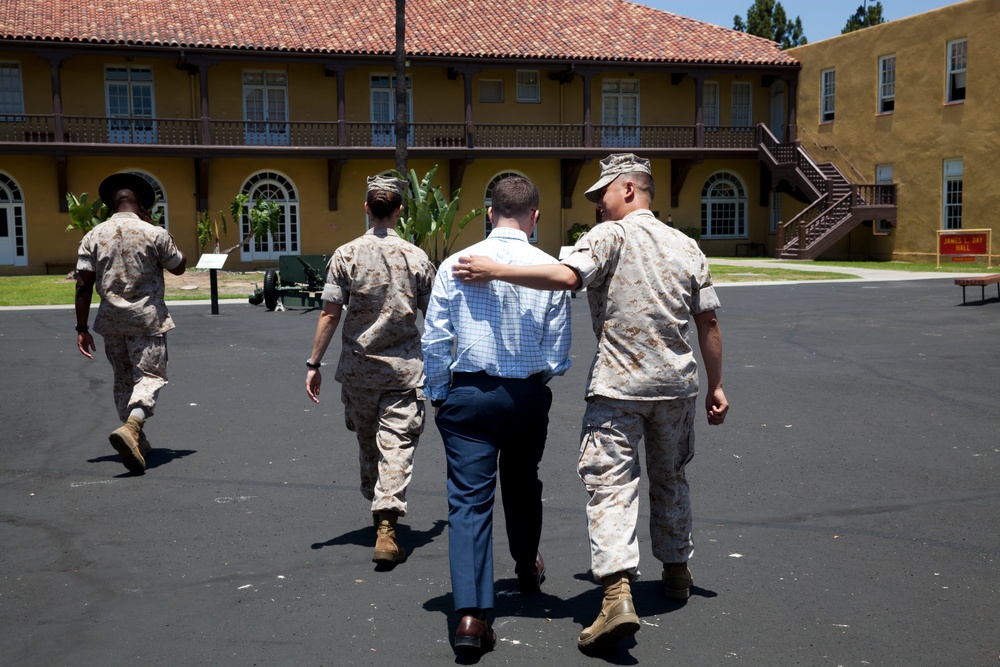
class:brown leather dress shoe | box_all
[517,551,546,594]
[454,613,496,654]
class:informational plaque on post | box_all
[195,253,228,270]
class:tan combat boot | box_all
[577,571,640,648]
[137,431,152,457]
[662,562,693,600]
[373,511,406,564]
[109,416,146,474]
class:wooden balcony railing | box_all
[1,114,764,153]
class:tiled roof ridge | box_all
[0,0,798,66]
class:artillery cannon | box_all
[249,254,331,310]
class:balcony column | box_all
[463,71,474,149]
[198,66,211,146]
[693,74,705,148]
[49,59,65,142]
[582,73,592,148]
[786,76,798,143]
[337,69,347,146]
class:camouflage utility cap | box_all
[584,153,652,203]
[367,174,407,197]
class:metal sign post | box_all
[195,253,229,314]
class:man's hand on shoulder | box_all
[453,255,500,283]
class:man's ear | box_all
[487,206,495,223]
[621,179,636,201]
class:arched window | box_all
[239,171,299,261]
[126,170,167,229]
[484,170,536,243]
[701,172,747,239]
[0,173,27,266]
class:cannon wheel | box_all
[263,269,280,311]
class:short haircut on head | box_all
[366,188,403,219]
[490,175,539,219]
[624,171,655,200]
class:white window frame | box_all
[946,38,967,103]
[484,171,536,243]
[243,70,289,146]
[516,70,540,103]
[701,171,748,239]
[731,81,752,127]
[875,164,893,234]
[370,74,413,147]
[703,81,720,127]
[942,159,963,230]
[479,79,504,103]
[821,69,836,122]
[240,171,300,261]
[769,190,782,235]
[105,66,156,144]
[878,55,895,114]
[0,62,24,118]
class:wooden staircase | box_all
[757,124,897,260]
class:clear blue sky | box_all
[636,1,966,43]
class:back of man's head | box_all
[625,171,655,202]
[491,176,539,220]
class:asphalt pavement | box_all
[1,272,997,665]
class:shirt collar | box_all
[366,226,400,238]
[487,226,529,242]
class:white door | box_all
[106,67,156,144]
[770,80,785,142]
[0,207,13,265]
[243,72,289,146]
[602,80,640,148]
[371,75,413,147]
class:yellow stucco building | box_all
[1,0,815,274]
[788,0,999,263]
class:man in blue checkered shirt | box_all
[422,175,571,656]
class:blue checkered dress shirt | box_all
[422,227,572,402]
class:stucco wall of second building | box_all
[789,0,1000,262]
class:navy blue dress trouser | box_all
[436,371,552,611]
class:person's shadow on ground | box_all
[88,448,197,475]
[310,519,447,571]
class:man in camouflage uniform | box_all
[306,174,436,564]
[453,153,729,649]
[75,172,187,475]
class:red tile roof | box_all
[0,0,797,66]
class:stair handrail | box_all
[798,126,868,183]
[776,192,829,251]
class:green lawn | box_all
[0,274,254,307]
[1,260,992,306]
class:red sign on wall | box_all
[940,233,988,255]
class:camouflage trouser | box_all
[578,395,696,581]
[342,386,425,516]
[102,333,169,422]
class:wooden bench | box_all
[44,260,76,276]
[735,242,766,257]
[954,274,1000,304]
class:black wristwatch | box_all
[306,359,322,370]
[75,324,89,333]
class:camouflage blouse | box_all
[322,227,436,390]
[76,212,184,337]
[561,209,721,401]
